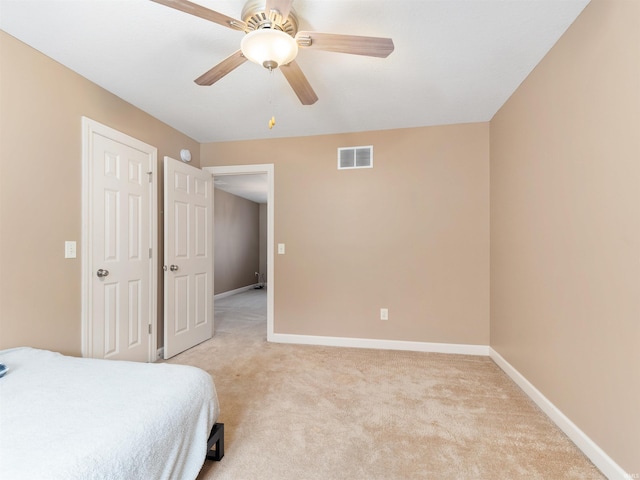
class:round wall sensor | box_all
[180,149,192,163]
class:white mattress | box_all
[0,347,219,480]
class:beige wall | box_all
[214,188,260,294]
[0,32,200,356]
[0,30,490,353]
[490,0,640,474]
[202,124,490,344]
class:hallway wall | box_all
[214,188,260,294]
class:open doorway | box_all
[203,165,274,342]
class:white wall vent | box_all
[338,146,373,170]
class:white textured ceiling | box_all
[0,0,589,144]
[214,174,268,203]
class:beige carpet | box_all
[168,289,603,479]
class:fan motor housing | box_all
[241,0,298,35]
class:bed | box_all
[0,347,224,480]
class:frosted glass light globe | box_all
[241,29,298,68]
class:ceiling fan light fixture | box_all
[240,28,298,69]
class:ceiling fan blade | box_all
[280,61,318,105]
[151,0,247,32]
[265,0,293,21]
[195,50,247,86]
[295,31,394,58]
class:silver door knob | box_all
[96,269,109,278]
[170,265,179,271]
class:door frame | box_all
[80,117,158,361]
[203,164,275,341]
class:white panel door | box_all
[89,131,155,362]
[164,156,213,359]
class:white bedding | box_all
[0,347,219,480]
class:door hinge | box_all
[149,247,152,259]
[147,171,152,183]
[148,324,152,335]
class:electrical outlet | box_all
[380,308,389,320]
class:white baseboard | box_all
[270,333,490,356]
[214,284,260,300]
[489,348,627,480]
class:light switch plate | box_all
[277,243,285,254]
[65,241,77,259]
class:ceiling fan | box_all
[151,0,395,105]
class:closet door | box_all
[83,117,157,363]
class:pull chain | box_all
[267,67,276,129]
